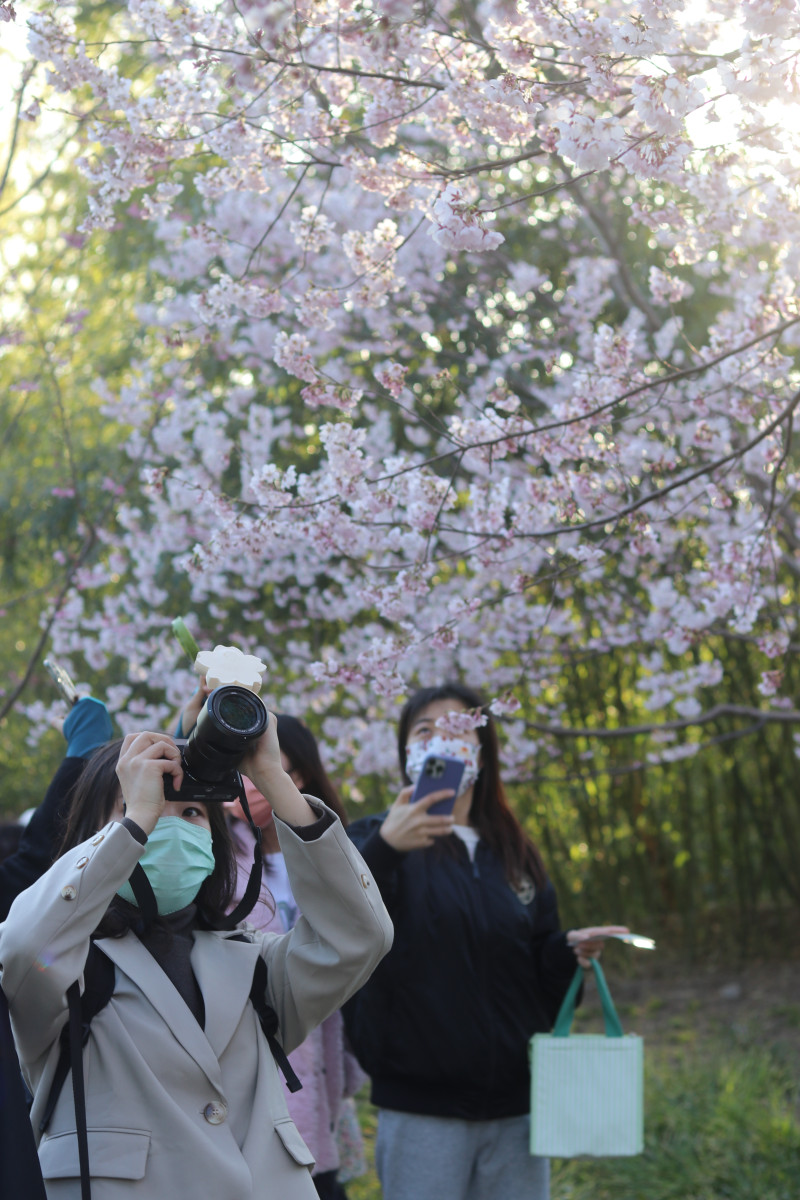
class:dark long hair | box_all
[397,682,547,890]
[58,738,124,853]
[59,738,238,936]
[276,714,348,826]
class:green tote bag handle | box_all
[552,958,624,1038]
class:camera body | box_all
[165,685,268,802]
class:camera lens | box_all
[181,685,268,789]
[217,691,264,733]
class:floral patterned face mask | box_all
[405,734,482,796]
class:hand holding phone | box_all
[380,780,458,853]
[44,659,114,755]
[410,753,465,817]
[566,925,652,967]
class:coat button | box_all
[360,874,371,889]
[91,833,105,845]
[75,857,89,869]
[203,1100,228,1125]
[60,885,77,901]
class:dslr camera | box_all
[166,685,268,802]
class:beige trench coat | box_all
[0,802,392,1199]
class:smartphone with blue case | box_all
[410,753,465,816]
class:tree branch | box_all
[0,531,97,724]
[438,385,800,541]
[523,704,800,740]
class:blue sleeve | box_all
[63,697,113,757]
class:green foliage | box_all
[0,18,161,814]
[487,630,800,947]
[0,718,64,822]
[552,1047,800,1200]
[350,1041,800,1200]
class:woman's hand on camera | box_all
[566,925,630,968]
[240,711,317,827]
[379,786,455,852]
[116,732,183,836]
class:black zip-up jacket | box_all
[1,755,86,1200]
[344,813,579,1120]
[0,756,84,921]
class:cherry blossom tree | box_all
[0,11,172,809]
[7,0,800,806]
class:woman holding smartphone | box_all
[344,682,625,1200]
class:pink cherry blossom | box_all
[8,0,800,781]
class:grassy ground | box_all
[345,958,800,1200]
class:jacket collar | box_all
[192,929,262,1059]
[95,929,261,1088]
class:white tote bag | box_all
[529,959,643,1157]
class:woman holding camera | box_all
[0,714,392,1199]
[344,682,625,1200]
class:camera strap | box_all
[126,863,159,929]
[219,775,264,931]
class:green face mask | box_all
[118,816,215,915]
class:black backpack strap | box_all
[40,933,300,1200]
[248,954,302,1094]
[39,945,115,1135]
[67,979,92,1200]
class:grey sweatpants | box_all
[375,1109,550,1200]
